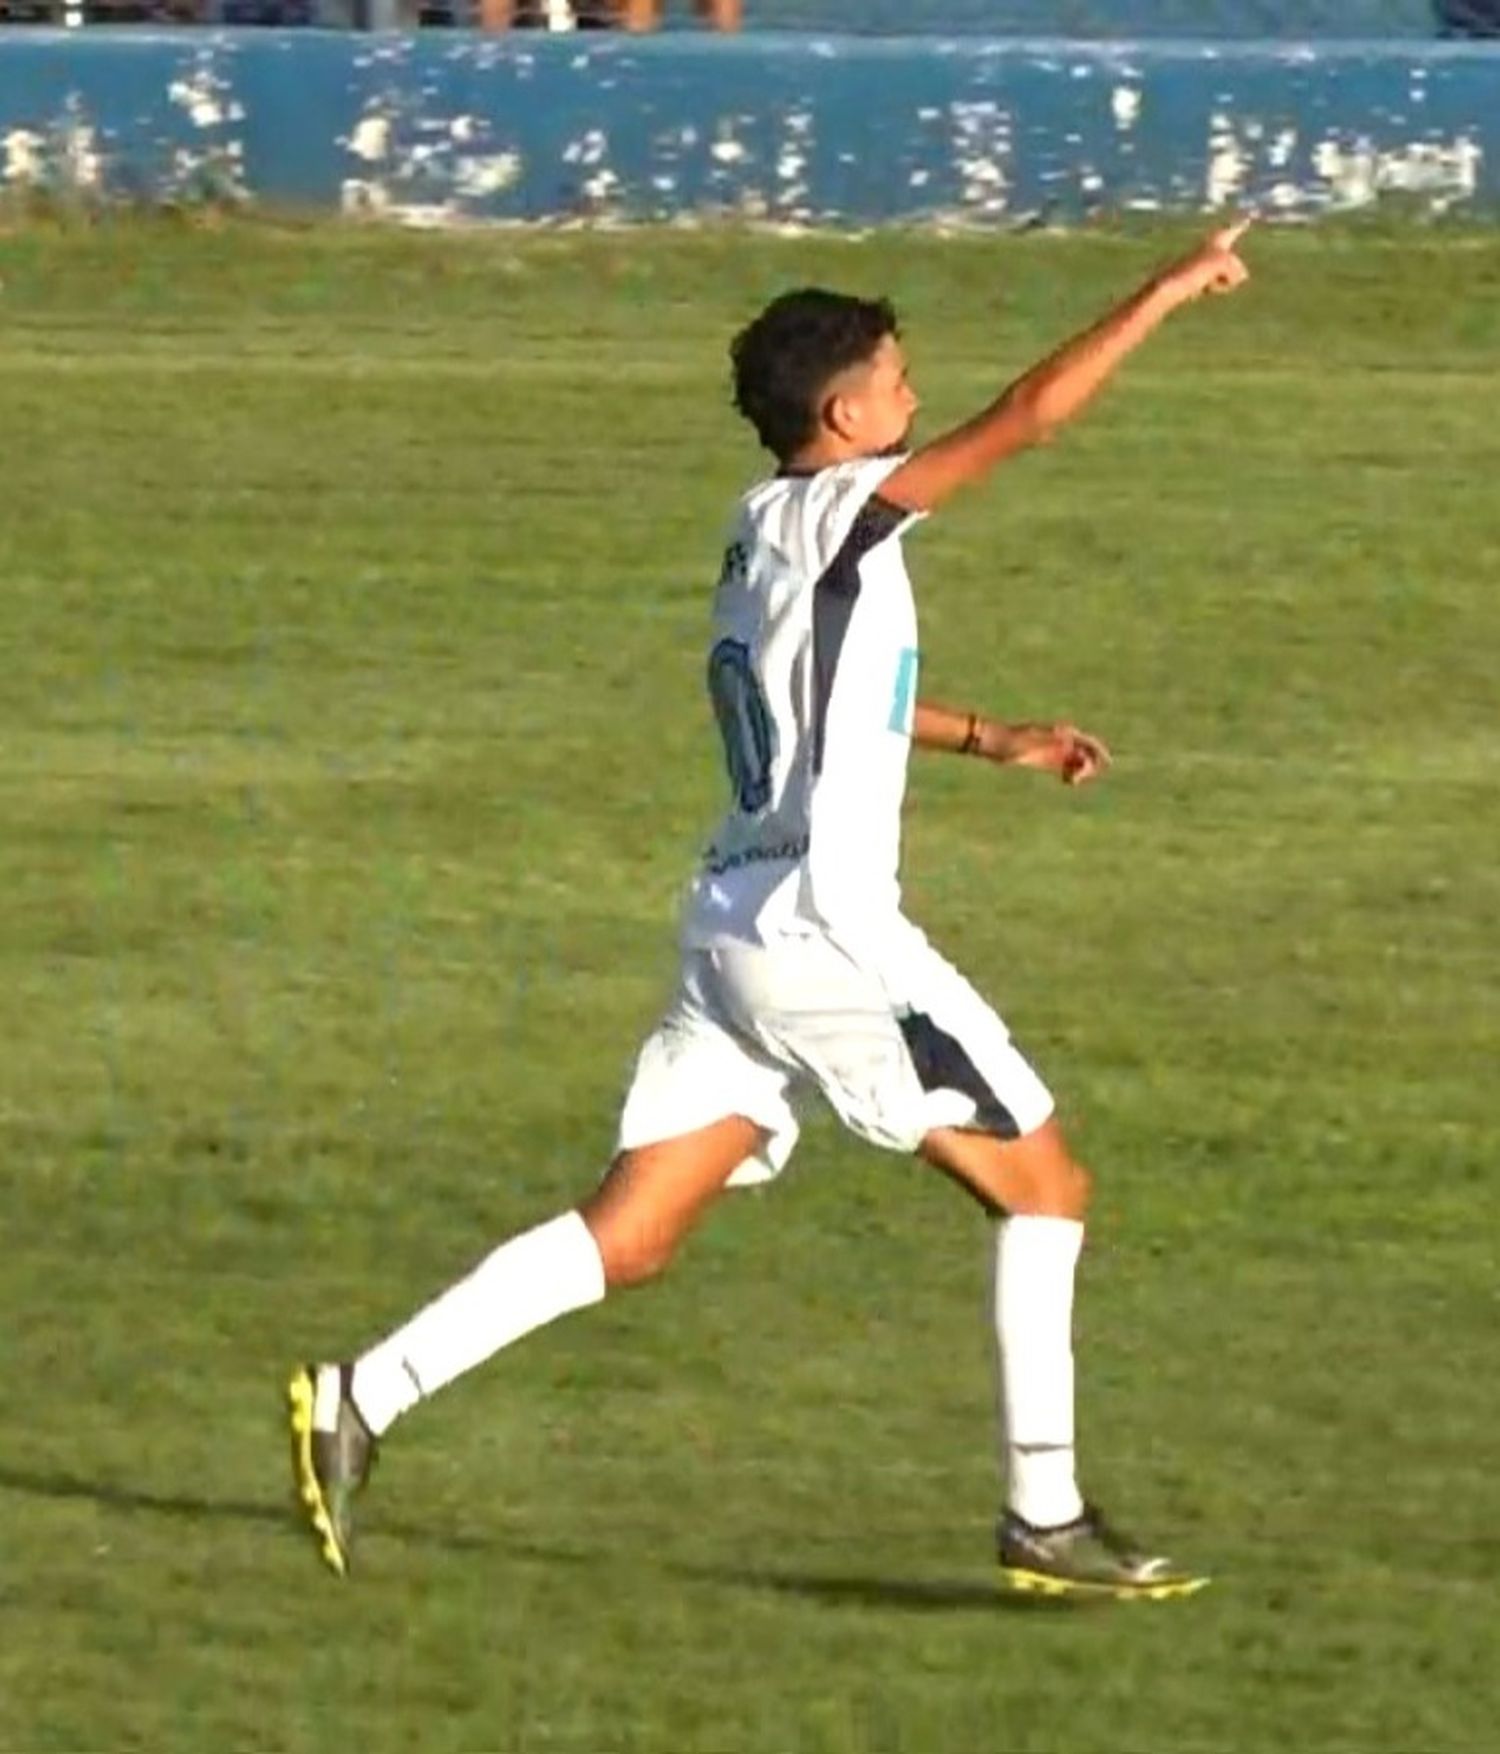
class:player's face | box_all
[827,333,920,457]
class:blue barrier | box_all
[14,3,1457,39]
[721,1,1443,37]
[2,30,1496,222]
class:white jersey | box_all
[681,455,926,979]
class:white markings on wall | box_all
[775,108,814,219]
[2,99,103,194]
[1311,132,1482,212]
[580,167,620,204]
[562,127,620,208]
[167,63,244,131]
[700,113,777,218]
[1202,104,1482,216]
[9,37,1492,226]
[341,99,396,213]
[341,94,524,224]
[2,128,45,185]
[1311,135,1378,206]
[454,152,521,198]
[710,129,748,166]
[163,49,248,201]
[562,127,609,166]
[1110,86,1141,132]
[61,106,101,190]
[1205,111,1249,207]
[348,115,392,164]
[950,100,1012,217]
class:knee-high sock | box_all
[992,1214,1086,1528]
[351,1210,606,1437]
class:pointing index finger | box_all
[1214,214,1255,251]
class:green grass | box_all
[2,215,1499,1753]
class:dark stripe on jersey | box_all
[811,495,912,776]
[898,1011,1021,1140]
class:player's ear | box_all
[823,390,861,443]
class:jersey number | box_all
[708,638,774,814]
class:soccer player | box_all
[290,219,1252,1595]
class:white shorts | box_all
[615,921,1054,1186]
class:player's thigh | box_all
[706,936,935,1153]
[582,1115,769,1288]
[596,957,800,1287]
[719,930,1060,1167]
[710,933,972,1154]
[615,952,802,1185]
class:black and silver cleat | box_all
[997,1503,1209,1601]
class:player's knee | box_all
[589,1223,678,1290]
[1060,1158,1092,1218]
[1013,1152,1091,1219]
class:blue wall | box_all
[120,2,1471,39]
[720,1,1444,36]
[2,30,1496,222]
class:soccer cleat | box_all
[287,1362,377,1578]
[997,1503,1209,1602]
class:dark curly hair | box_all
[730,288,899,462]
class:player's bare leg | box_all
[921,1118,1208,1601]
[289,1115,763,1576]
[579,1115,766,1287]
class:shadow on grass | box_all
[0,1464,1098,1610]
[0,1461,584,1562]
[672,1562,1081,1615]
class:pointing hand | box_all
[1161,216,1254,304]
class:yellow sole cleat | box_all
[999,1564,1210,1603]
[997,1504,1210,1603]
[287,1366,350,1579]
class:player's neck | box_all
[780,437,870,475]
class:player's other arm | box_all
[913,701,1110,788]
[880,220,1253,516]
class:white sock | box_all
[351,1210,606,1437]
[992,1214,1086,1529]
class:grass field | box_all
[1,214,1498,1753]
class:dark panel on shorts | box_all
[811,494,911,776]
[898,1010,1021,1140]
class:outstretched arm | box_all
[880,219,1253,515]
[913,701,1111,788]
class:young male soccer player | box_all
[290,219,1252,1595]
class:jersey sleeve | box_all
[794,457,928,580]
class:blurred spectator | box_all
[617,0,740,24]
[481,0,740,26]
[1435,0,1500,31]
